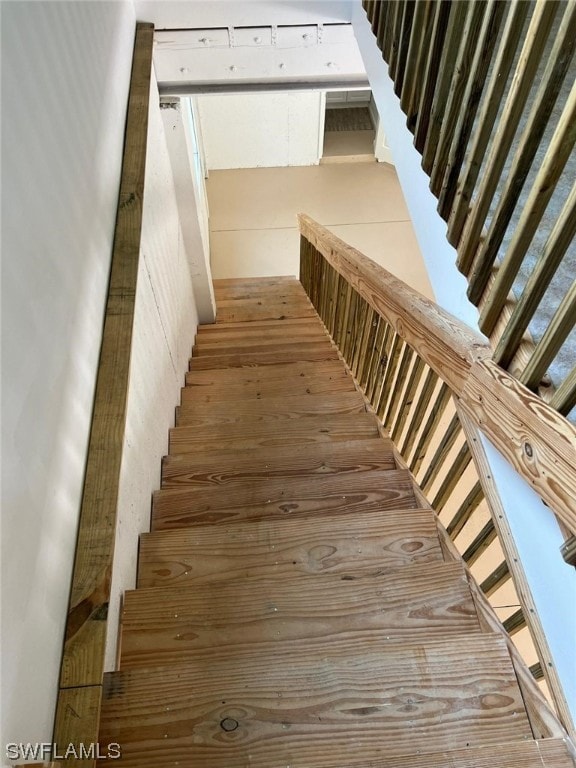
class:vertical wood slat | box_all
[429,0,489,197]
[521,280,576,393]
[359,312,379,389]
[375,332,403,420]
[466,3,576,298]
[387,0,405,76]
[446,480,484,538]
[399,0,433,126]
[448,0,530,251]
[375,1,389,48]
[549,367,576,418]
[494,181,576,368]
[463,519,496,566]
[383,342,414,430]
[350,298,370,378]
[477,79,576,333]
[370,326,401,418]
[53,19,154,757]
[481,560,511,597]
[430,442,473,513]
[365,315,387,401]
[409,382,451,474]
[420,411,461,493]
[456,1,558,277]
[421,1,470,175]
[399,366,438,458]
[392,1,416,94]
[414,0,453,153]
[391,355,426,443]
[437,0,506,216]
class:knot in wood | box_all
[523,442,533,458]
[220,718,239,732]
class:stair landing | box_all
[99,277,575,767]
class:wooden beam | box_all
[53,19,154,760]
[457,405,575,731]
[299,217,576,535]
[459,358,576,534]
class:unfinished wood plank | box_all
[194,325,329,345]
[161,439,396,488]
[197,316,324,334]
[152,469,417,530]
[188,344,340,370]
[168,413,380,455]
[314,739,576,768]
[184,364,352,402]
[53,685,102,768]
[100,634,531,767]
[459,358,576,534]
[436,517,569,740]
[192,336,333,357]
[57,22,154,692]
[137,507,443,588]
[176,391,366,426]
[120,563,480,668]
[299,215,490,395]
[457,405,575,733]
[216,299,316,324]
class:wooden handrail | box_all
[298,214,576,536]
[53,22,154,762]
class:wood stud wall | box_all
[362,0,576,421]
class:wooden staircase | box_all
[99,277,575,767]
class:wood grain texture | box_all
[192,338,335,358]
[436,518,569,741]
[57,22,154,691]
[121,562,480,668]
[151,469,418,530]
[183,367,353,402]
[193,332,330,354]
[100,634,531,767]
[216,299,316,324]
[161,439,396,488]
[137,507,443,588]
[53,685,102,768]
[197,316,323,334]
[459,358,576,534]
[457,406,575,733]
[186,359,345,385]
[188,345,340,370]
[314,739,576,768]
[299,214,490,394]
[169,413,380,454]
[176,391,367,426]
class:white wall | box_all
[1,0,137,754]
[197,92,324,169]
[135,1,352,29]
[106,72,199,672]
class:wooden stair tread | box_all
[161,439,397,488]
[185,359,345,385]
[188,345,340,369]
[288,739,576,768]
[216,301,316,323]
[168,413,381,454]
[138,507,443,588]
[100,634,532,767]
[192,335,332,356]
[121,562,480,668]
[197,316,325,333]
[176,390,366,425]
[183,369,354,402]
[194,325,330,343]
[152,468,417,529]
